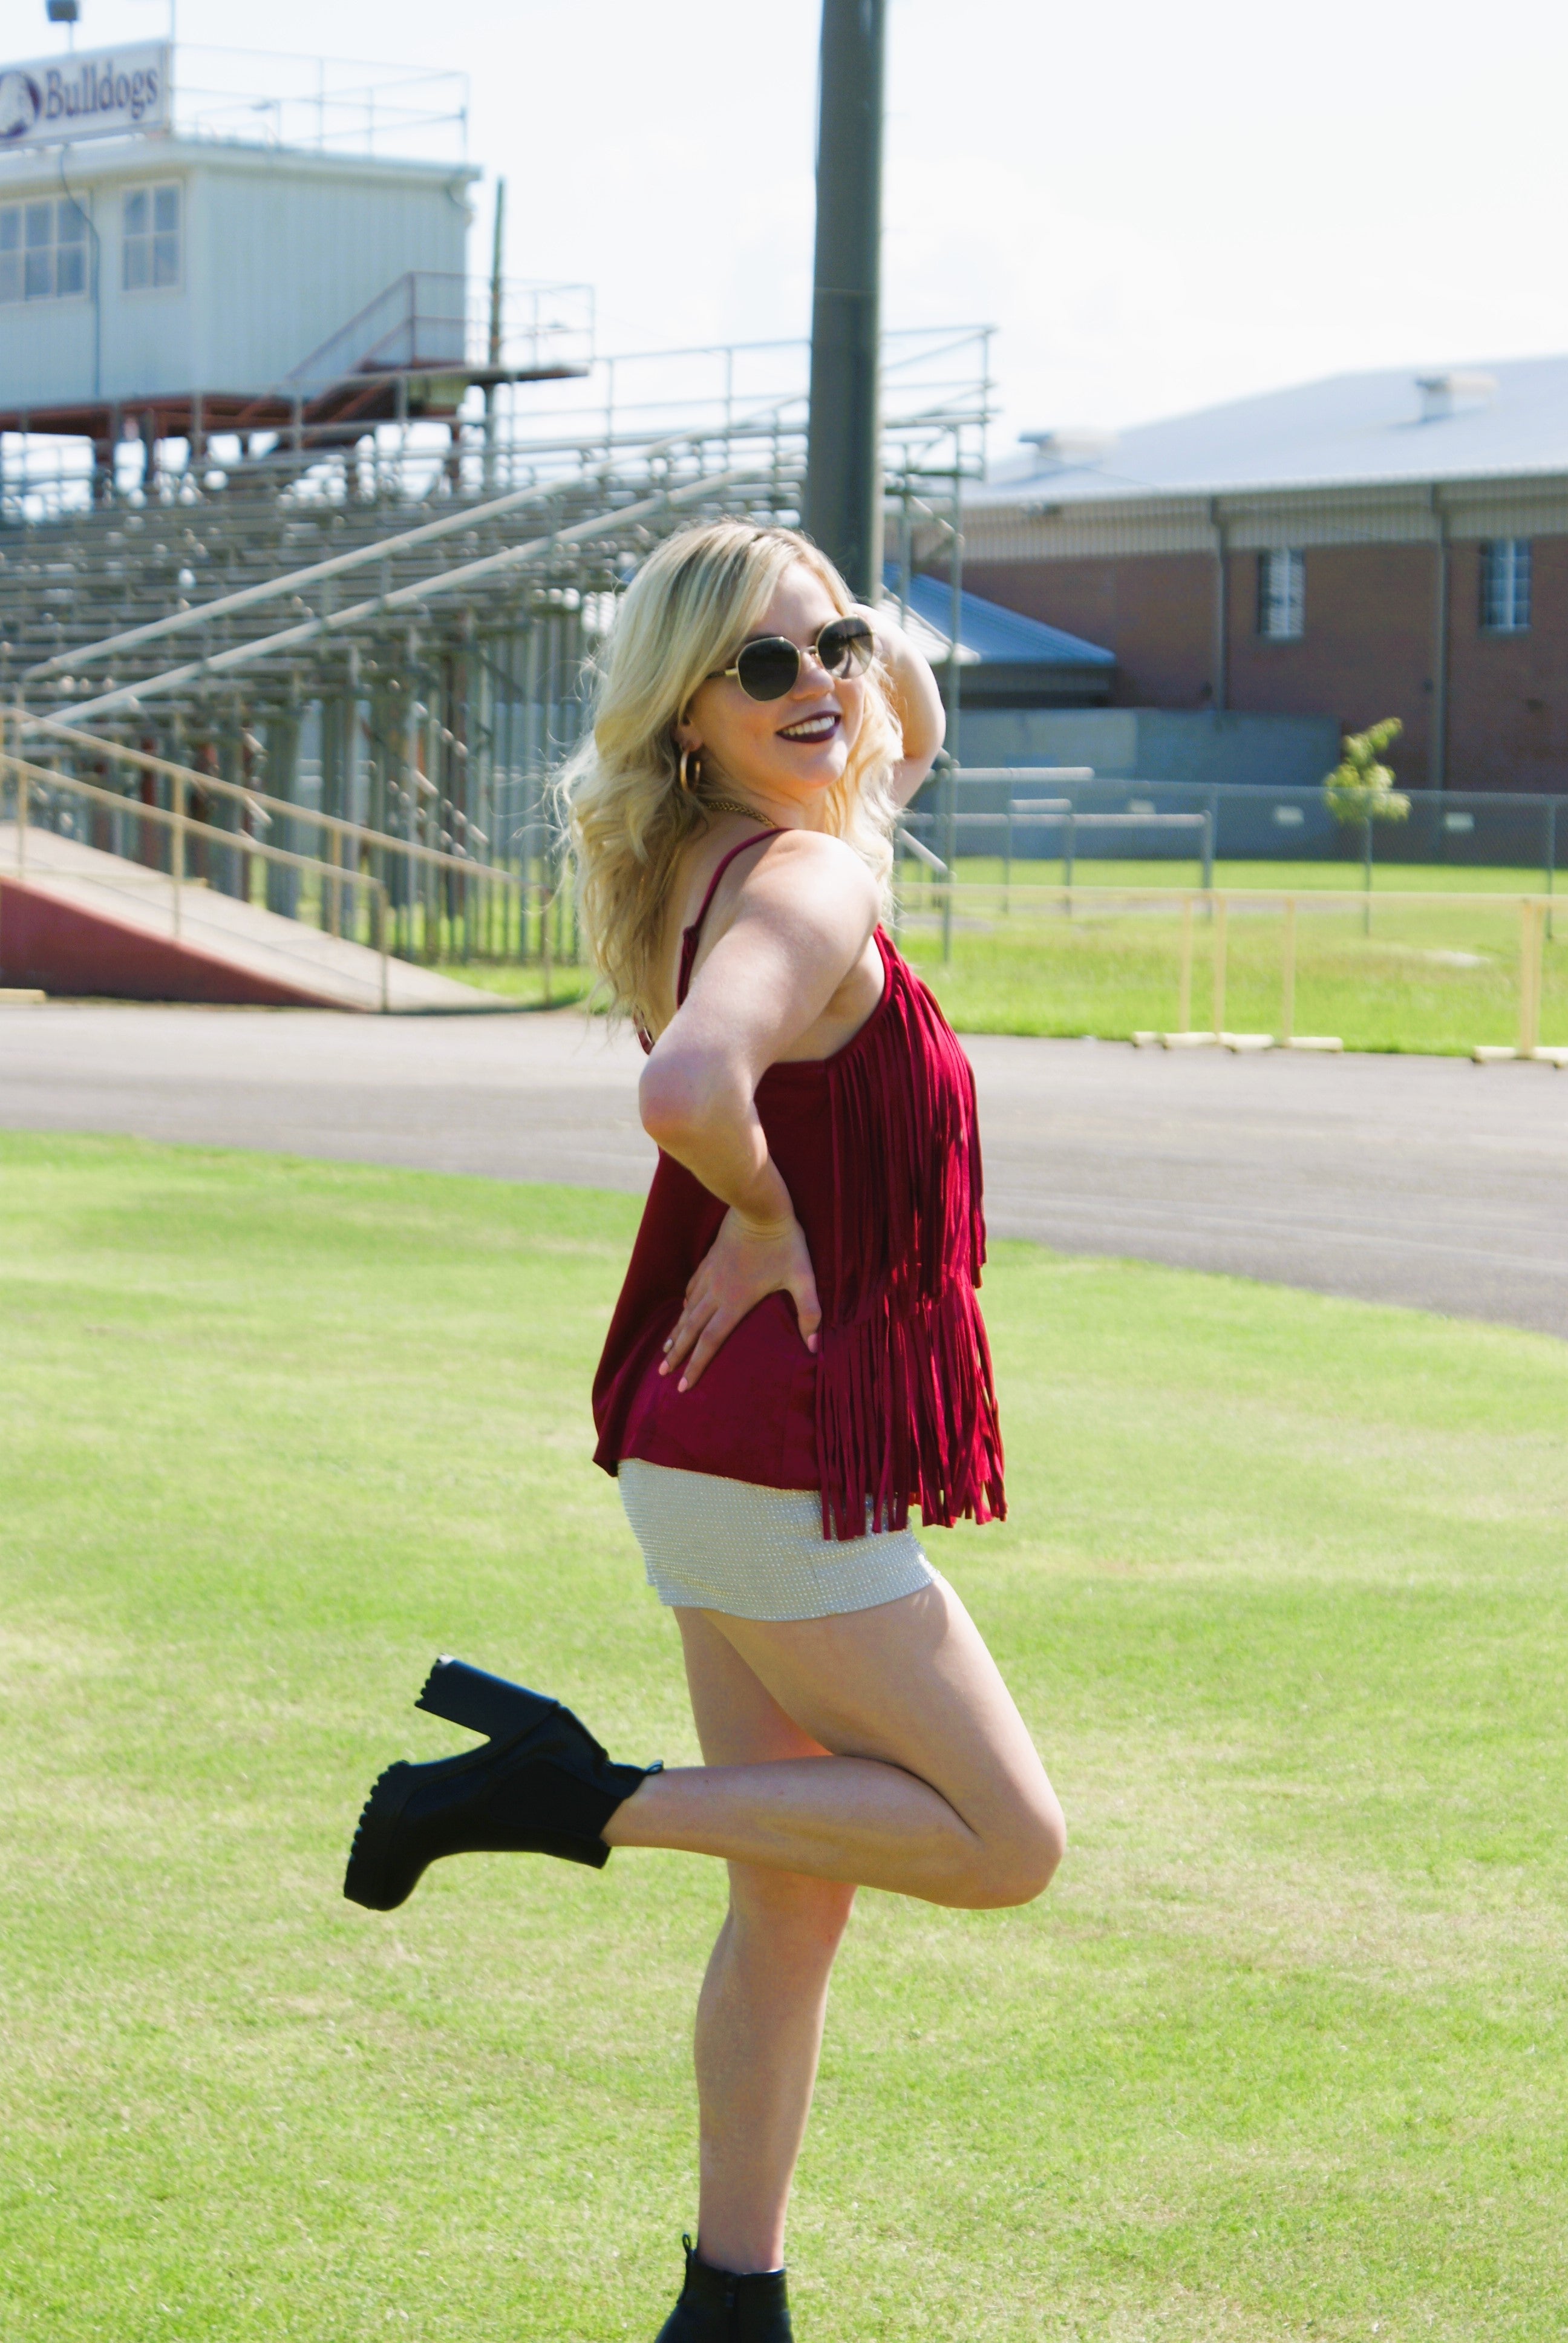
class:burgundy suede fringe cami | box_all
[592,834,1006,1543]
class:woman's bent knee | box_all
[964,1796,1067,1910]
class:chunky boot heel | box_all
[415,1655,558,1743]
[655,2235,793,2341]
[344,1659,661,1914]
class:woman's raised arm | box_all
[863,608,947,809]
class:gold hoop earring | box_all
[679,746,702,795]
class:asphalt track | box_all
[2,1001,1564,1339]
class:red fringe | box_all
[816,942,1006,1541]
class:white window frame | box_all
[1257,549,1305,642]
[0,194,90,306]
[1479,539,1531,634]
[122,180,183,295]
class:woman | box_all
[345,520,1065,2341]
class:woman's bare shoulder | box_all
[670,828,879,1021]
[731,827,879,922]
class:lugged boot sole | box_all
[342,1659,659,1912]
[344,1760,420,1911]
[346,1662,552,1910]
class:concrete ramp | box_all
[0,827,512,1012]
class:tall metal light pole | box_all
[803,0,887,602]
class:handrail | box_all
[1,747,393,1014]
[895,827,948,876]
[21,712,522,888]
[941,766,1097,782]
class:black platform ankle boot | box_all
[344,1657,660,1913]
[654,2235,794,2341]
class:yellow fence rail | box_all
[892,878,1565,1064]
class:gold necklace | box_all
[698,793,773,824]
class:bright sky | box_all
[7,0,1568,455]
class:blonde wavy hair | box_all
[555,519,901,1032]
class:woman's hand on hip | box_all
[659,1207,822,1391]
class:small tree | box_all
[1324,717,1409,928]
[1324,717,1410,828]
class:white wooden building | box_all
[0,130,477,418]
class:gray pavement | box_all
[1,1001,1564,1338]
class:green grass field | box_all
[433,958,593,1007]
[894,870,1566,1054]
[431,861,1566,1051]
[5,1135,1564,2341]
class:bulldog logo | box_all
[0,70,42,143]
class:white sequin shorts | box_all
[618,1460,937,1622]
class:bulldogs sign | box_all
[0,42,171,150]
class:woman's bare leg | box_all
[678,1612,856,2274]
[604,1576,1065,1910]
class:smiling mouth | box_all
[777,712,840,743]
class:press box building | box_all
[0,38,481,469]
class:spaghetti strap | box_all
[676,830,778,1004]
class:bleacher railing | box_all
[1,715,570,1004]
[1,746,393,1012]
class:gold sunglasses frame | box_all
[706,616,876,701]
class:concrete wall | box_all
[0,873,329,1004]
[955,706,1342,792]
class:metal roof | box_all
[0,134,477,194]
[886,568,1115,665]
[974,353,1568,511]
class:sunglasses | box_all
[708,615,875,703]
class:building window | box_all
[0,197,89,304]
[1257,549,1305,640]
[1479,539,1530,633]
[123,183,181,292]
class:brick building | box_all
[952,358,1568,795]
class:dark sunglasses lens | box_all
[734,637,801,701]
[818,618,875,676]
